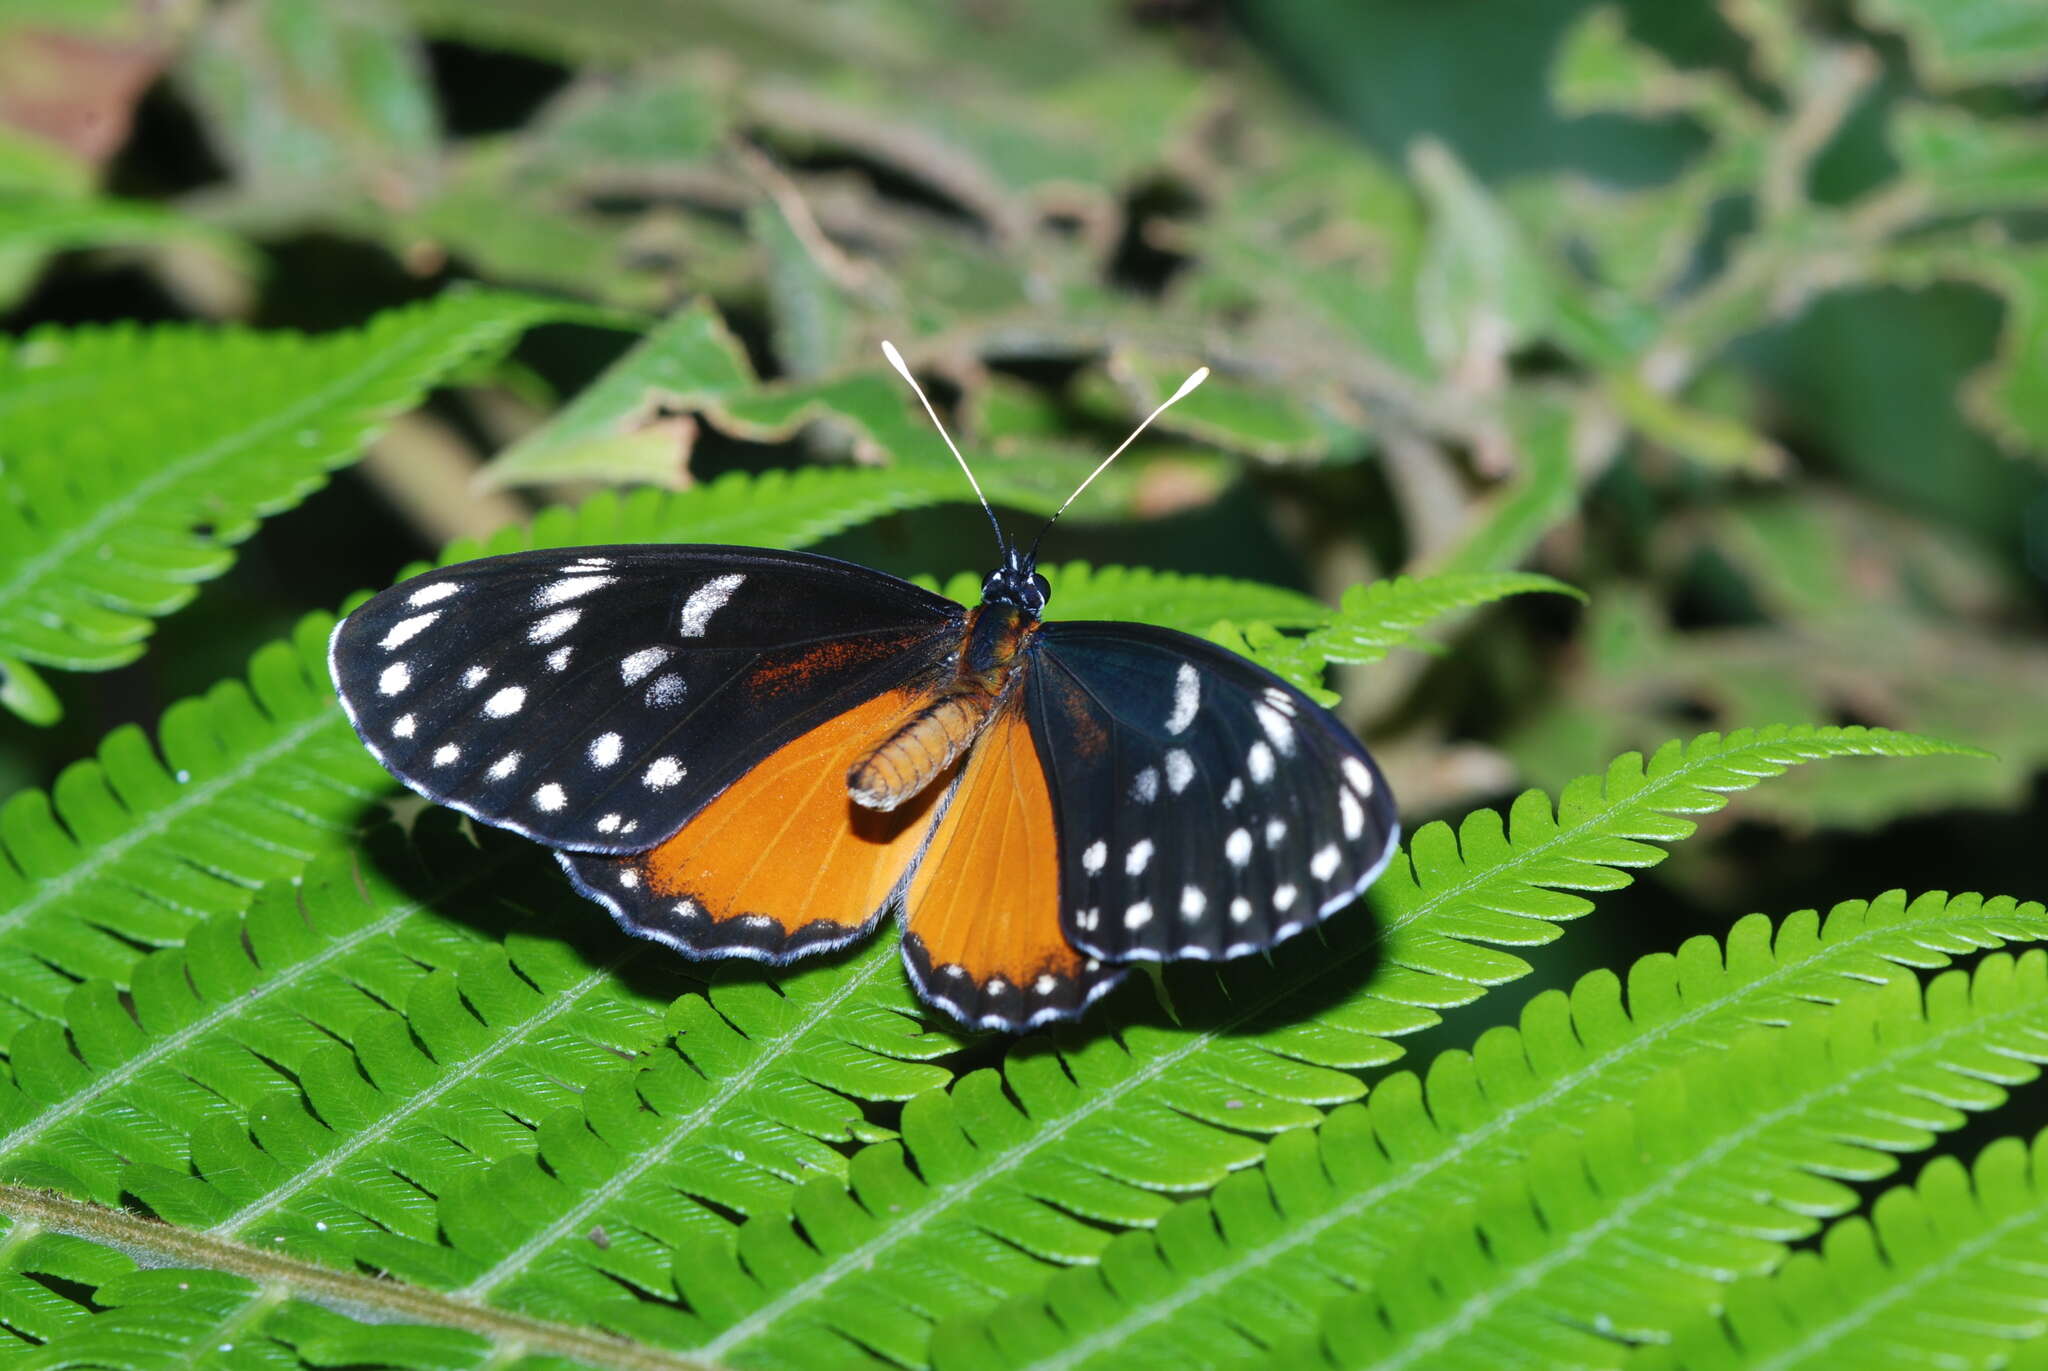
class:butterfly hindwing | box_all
[1027,622,1399,963]
[899,686,1127,1031]
[329,545,963,852]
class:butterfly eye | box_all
[1029,572,1050,606]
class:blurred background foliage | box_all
[1,0,2045,992]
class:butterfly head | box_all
[981,546,1050,616]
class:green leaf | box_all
[1856,0,2048,88]
[1429,394,1580,574]
[0,290,573,687]
[938,889,2048,1368]
[1412,138,1553,376]
[176,0,439,203]
[1305,571,1582,665]
[0,196,252,311]
[483,301,764,489]
[1637,1130,2048,1371]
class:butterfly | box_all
[329,343,1399,1031]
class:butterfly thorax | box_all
[845,599,1040,813]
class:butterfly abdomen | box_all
[846,603,1038,812]
[847,691,995,811]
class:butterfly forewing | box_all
[1027,623,1399,963]
[329,545,963,852]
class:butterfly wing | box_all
[896,684,1127,1031]
[1026,622,1399,963]
[557,683,956,963]
[329,545,963,853]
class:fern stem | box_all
[0,1183,726,1371]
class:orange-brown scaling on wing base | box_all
[630,686,951,936]
[902,697,1084,990]
[847,688,999,812]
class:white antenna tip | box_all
[880,339,913,381]
[1169,366,1209,404]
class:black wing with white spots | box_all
[1025,623,1399,963]
[330,545,962,853]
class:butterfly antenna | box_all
[1024,363,1209,566]
[881,340,1009,559]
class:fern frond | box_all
[1208,570,1580,696]
[1307,571,1584,664]
[1635,1132,2048,1371]
[928,562,1330,636]
[583,730,1967,1368]
[933,890,2048,1369]
[0,291,571,687]
[0,468,974,1036]
[1290,953,2048,1370]
[946,566,1575,700]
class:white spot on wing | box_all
[1165,749,1195,794]
[1248,741,1275,784]
[407,581,461,607]
[391,713,416,738]
[589,733,623,768]
[645,673,686,708]
[597,813,622,833]
[1230,896,1253,924]
[1180,886,1206,919]
[1312,844,1341,880]
[618,869,638,889]
[1255,703,1296,754]
[1265,817,1287,847]
[1034,974,1057,995]
[1125,839,1154,876]
[484,686,526,718]
[679,574,746,637]
[461,665,488,689]
[1083,841,1107,874]
[488,752,521,780]
[1225,828,1252,867]
[1275,884,1298,911]
[432,744,460,766]
[1339,787,1365,840]
[1262,687,1297,717]
[1342,756,1376,797]
[1131,767,1160,803]
[546,647,572,672]
[644,756,685,790]
[533,782,566,812]
[620,647,670,685]
[528,608,581,643]
[537,575,614,607]
[1125,901,1153,930]
[1166,663,1200,734]
[378,663,411,696]
[380,612,440,649]
[1223,777,1244,808]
